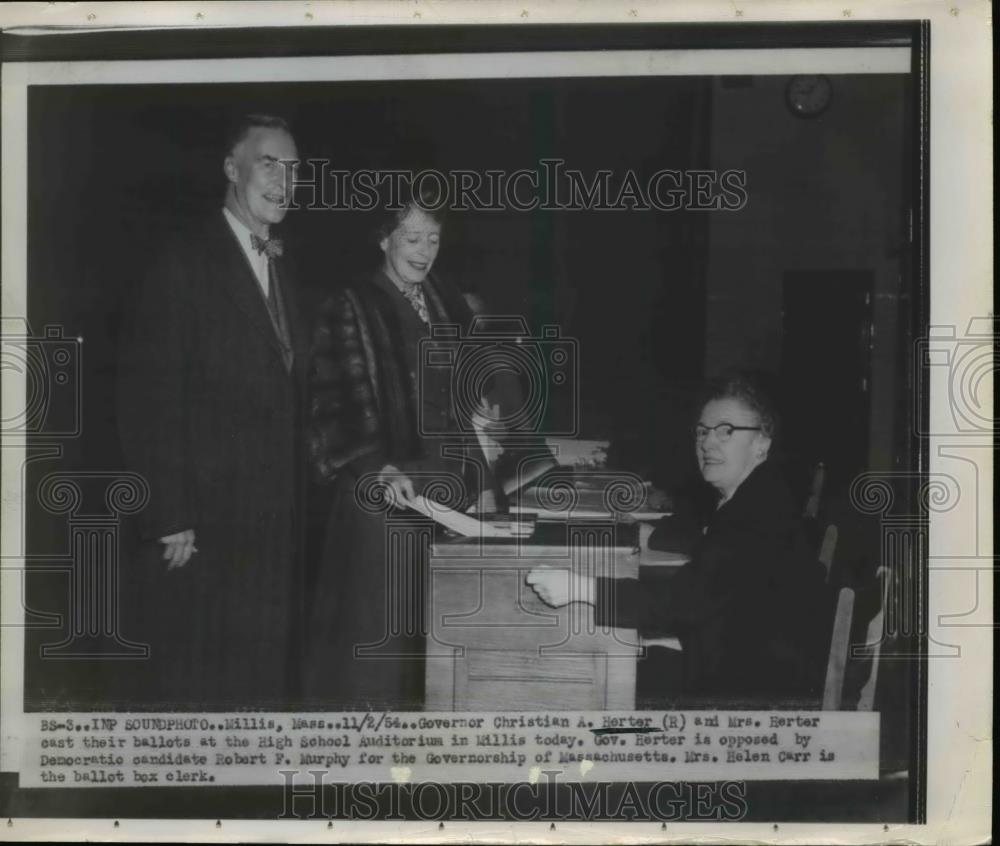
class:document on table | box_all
[406,494,533,538]
[511,483,670,521]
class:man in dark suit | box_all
[117,114,306,708]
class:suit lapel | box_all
[280,257,308,365]
[280,256,310,387]
[207,213,291,369]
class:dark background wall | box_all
[704,74,910,488]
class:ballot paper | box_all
[545,437,609,469]
[470,401,504,467]
[406,494,533,538]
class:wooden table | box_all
[425,520,653,711]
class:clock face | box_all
[786,74,833,118]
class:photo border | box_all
[0,1,990,843]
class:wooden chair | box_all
[634,517,886,709]
[819,521,848,708]
[855,566,890,711]
[823,584,855,710]
[803,461,826,519]
[820,521,889,710]
[818,523,838,583]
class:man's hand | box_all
[378,464,416,507]
[159,529,197,570]
[526,568,596,608]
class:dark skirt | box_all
[302,472,430,711]
[635,646,689,709]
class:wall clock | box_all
[786,74,833,118]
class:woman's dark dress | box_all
[303,270,492,710]
[597,460,829,708]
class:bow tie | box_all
[250,233,283,259]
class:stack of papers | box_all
[511,482,669,521]
[406,495,533,538]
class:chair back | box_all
[803,461,826,519]
[854,566,890,711]
[822,585,855,710]
[820,531,890,712]
[818,524,838,583]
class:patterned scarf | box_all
[397,281,430,324]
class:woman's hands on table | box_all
[378,464,416,507]
[526,568,596,608]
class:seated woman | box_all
[528,373,829,708]
[304,186,498,709]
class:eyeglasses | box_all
[695,423,762,443]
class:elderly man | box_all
[118,114,306,708]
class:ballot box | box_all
[425,520,643,711]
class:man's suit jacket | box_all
[117,211,307,708]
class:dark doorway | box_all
[780,270,874,497]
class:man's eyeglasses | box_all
[695,423,762,443]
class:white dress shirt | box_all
[222,207,270,298]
